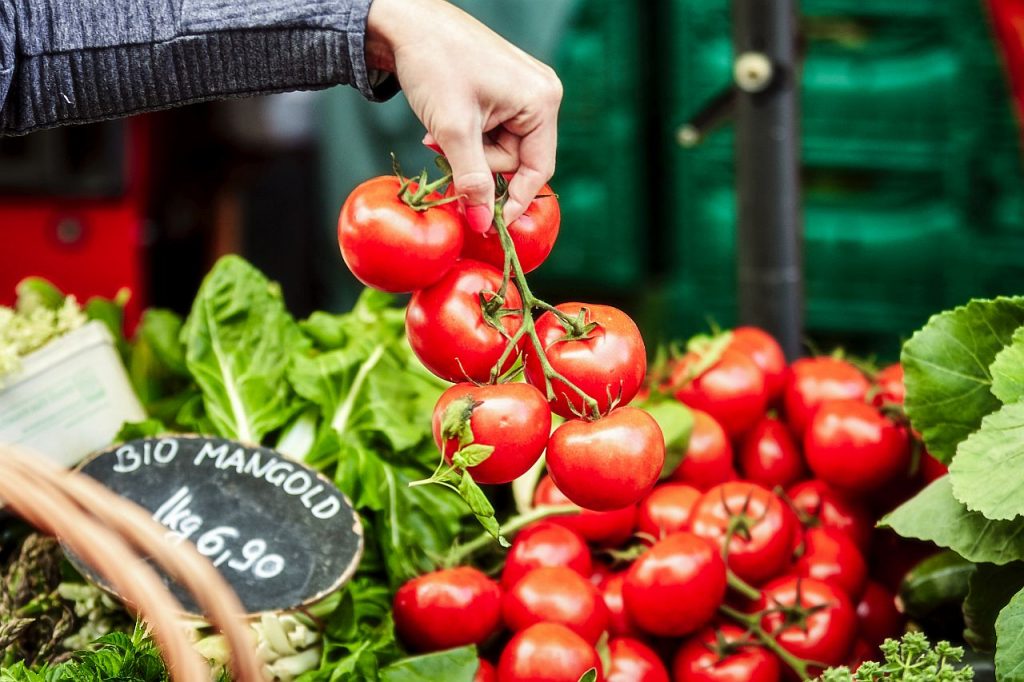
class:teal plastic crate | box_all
[956,234,1024,299]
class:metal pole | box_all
[732,0,803,360]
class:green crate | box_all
[956,234,1024,299]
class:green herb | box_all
[818,633,973,681]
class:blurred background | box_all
[0,0,1021,360]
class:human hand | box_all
[365,0,562,233]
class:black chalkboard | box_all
[71,436,363,615]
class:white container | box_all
[0,321,145,467]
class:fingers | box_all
[432,120,496,234]
[503,114,558,225]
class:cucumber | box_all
[899,550,976,620]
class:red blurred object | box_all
[989,0,1024,134]
[0,118,150,330]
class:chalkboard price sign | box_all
[72,436,363,615]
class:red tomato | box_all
[546,407,665,511]
[534,475,637,546]
[601,572,640,637]
[729,326,787,403]
[804,401,911,492]
[794,528,868,601]
[636,483,702,539]
[622,532,727,637]
[502,522,592,590]
[758,576,857,670]
[476,659,498,682]
[856,581,904,646]
[921,451,948,484]
[872,363,905,407]
[607,638,670,682]
[406,260,522,383]
[433,383,551,484]
[497,622,602,682]
[523,303,646,419]
[458,184,560,274]
[783,357,870,438]
[337,176,463,293]
[785,480,873,552]
[672,624,781,682]
[689,482,795,586]
[393,567,502,652]
[503,567,610,643]
[673,348,768,438]
[590,562,614,589]
[668,410,737,490]
[848,639,877,672]
[738,417,805,489]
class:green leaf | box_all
[996,586,1024,681]
[452,444,494,469]
[949,401,1024,520]
[992,327,1024,405]
[578,670,598,682]
[379,646,478,682]
[964,563,1024,652]
[115,419,168,441]
[458,474,508,547]
[880,477,1024,565]
[182,255,308,442]
[901,297,1024,463]
[440,397,478,447]
[15,277,65,311]
[641,400,693,479]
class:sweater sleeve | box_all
[0,0,399,135]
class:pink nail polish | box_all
[422,137,444,155]
[466,205,494,235]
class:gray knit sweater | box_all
[0,0,397,134]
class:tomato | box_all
[607,638,670,682]
[502,522,592,590]
[533,475,636,546]
[457,183,560,274]
[622,532,726,637]
[672,624,781,682]
[636,483,702,539]
[785,480,873,552]
[689,482,795,586]
[783,357,870,438]
[738,417,805,490]
[523,303,646,419]
[794,528,868,601]
[855,581,904,646]
[729,326,787,403]
[668,409,737,490]
[847,639,877,672]
[497,622,602,682]
[337,176,463,293]
[590,562,614,589]
[872,363,905,407]
[673,348,768,438]
[921,451,948,484]
[546,407,665,511]
[503,566,609,643]
[758,576,857,669]
[476,659,498,682]
[805,400,911,492]
[601,572,640,637]
[406,260,523,383]
[393,567,502,652]
[433,383,551,484]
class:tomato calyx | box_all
[391,155,458,212]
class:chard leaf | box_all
[949,401,1024,520]
[379,646,478,682]
[996,586,1024,681]
[992,327,1024,405]
[901,297,1024,463]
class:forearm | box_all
[0,0,397,135]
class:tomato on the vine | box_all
[738,416,805,490]
[523,303,646,419]
[502,522,592,590]
[729,326,787,403]
[497,622,602,682]
[456,182,560,274]
[393,567,501,652]
[689,482,795,586]
[672,624,781,682]
[783,357,870,437]
[804,400,911,493]
[757,576,857,670]
[503,566,609,643]
[872,363,905,407]
[476,659,497,682]
[668,409,737,490]
[607,638,670,682]
[623,532,726,637]
[794,528,868,601]
[338,176,463,293]
[673,348,768,438]
[406,260,522,383]
[636,483,702,539]
[534,475,637,546]
[546,407,665,511]
[855,581,904,646]
[433,383,551,484]
[601,572,640,638]
[785,480,873,552]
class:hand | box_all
[365,0,562,233]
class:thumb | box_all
[432,124,495,234]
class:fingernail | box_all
[466,205,494,234]
[503,200,524,225]
[422,135,444,155]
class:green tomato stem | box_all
[727,569,762,601]
[445,504,580,567]
[719,603,812,680]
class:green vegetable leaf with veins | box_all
[949,401,1024,520]
[996,586,1024,681]
[379,646,478,682]
[991,327,1024,405]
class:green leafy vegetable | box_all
[964,563,1024,653]
[949,402,1024,520]
[996,586,1024,681]
[817,632,973,681]
[642,400,693,479]
[991,328,1024,405]
[378,646,478,682]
